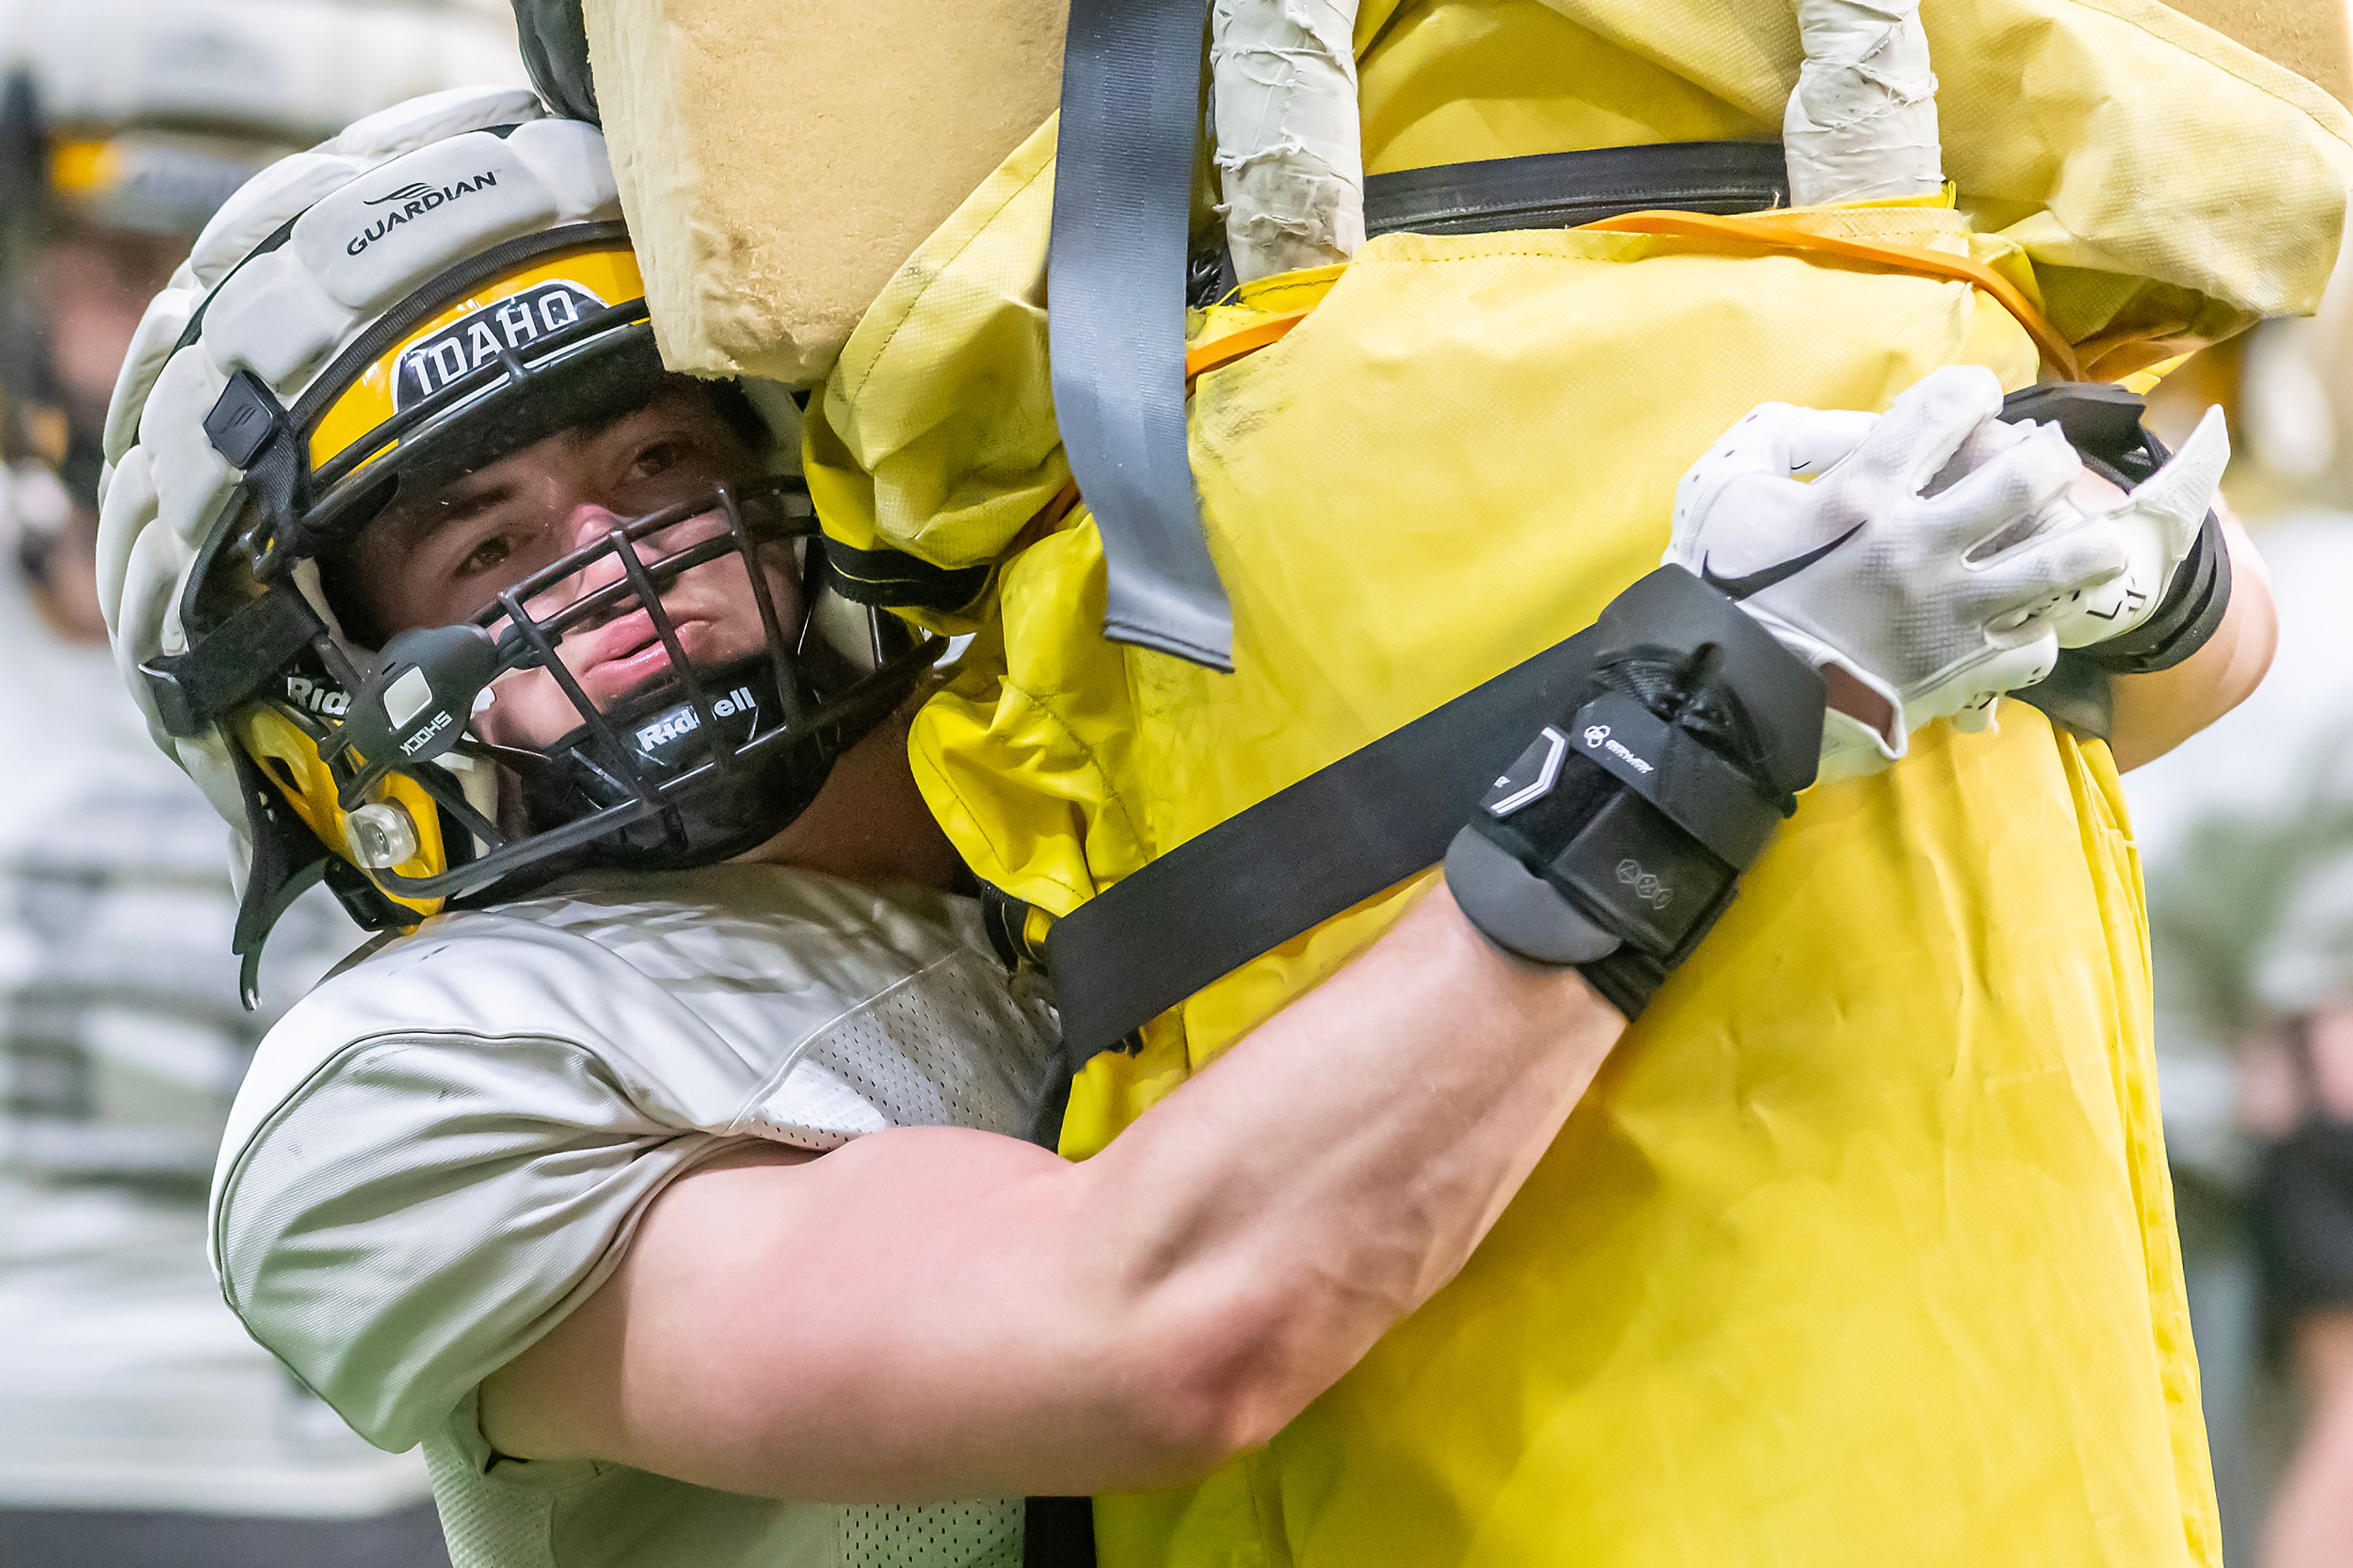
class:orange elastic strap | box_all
[1024,216,2080,537]
[1184,312,1311,384]
[1579,209,2083,382]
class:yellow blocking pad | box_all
[801,2,2353,1559]
[896,225,2215,1566]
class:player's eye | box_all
[455,534,513,580]
[630,437,691,481]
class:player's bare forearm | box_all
[2107,505,2274,771]
[479,884,1621,1500]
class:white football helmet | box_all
[99,89,934,994]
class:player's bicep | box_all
[477,1121,1175,1502]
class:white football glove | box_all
[1665,365,2129,782]
[1928,404,2230,651]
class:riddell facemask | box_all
[315,454,924,895]
[141,225,936,964]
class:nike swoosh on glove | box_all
[1664,364,2129,783]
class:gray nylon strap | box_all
[1048,0,1234,671]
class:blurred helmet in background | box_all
[0,0,525,583]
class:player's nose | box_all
[563,498,631,555]
[562,501,635,595]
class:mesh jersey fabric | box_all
[422,1388,1025,1568]
[211,864,1059,1568]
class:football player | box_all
[97,87,2234,1568]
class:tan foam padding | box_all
[582,0,1066,388]
[2165,0,2353,105]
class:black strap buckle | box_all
[204,368,311,577]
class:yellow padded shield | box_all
[803,3,2353,1563]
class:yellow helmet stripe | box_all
[308,243,648,473]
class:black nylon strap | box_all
[1023,1496,1097,1568]
[1364,140,1788,239]
[822,536,996,613]
[1042,624,1604,1068]
[139,586,324,737]
[1043,532,2086,1068]
[1999,382,2158,482]
[1048,0,1233,672]
[1563,689,1782,866]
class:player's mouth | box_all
[566,605,715,706]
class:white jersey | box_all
[210,863,1063,1568]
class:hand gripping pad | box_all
[1996,381,2232,676]
[1446,567,1824,1015]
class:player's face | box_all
[336,384,802,749]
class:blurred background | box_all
[0,4,523,1564]
[2135,270,2353,1567]
[6,2,2353,1567]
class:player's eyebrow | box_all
[388,474,522,550]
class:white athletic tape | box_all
[1784,0,1944,207]
[1210,0,1365,282]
